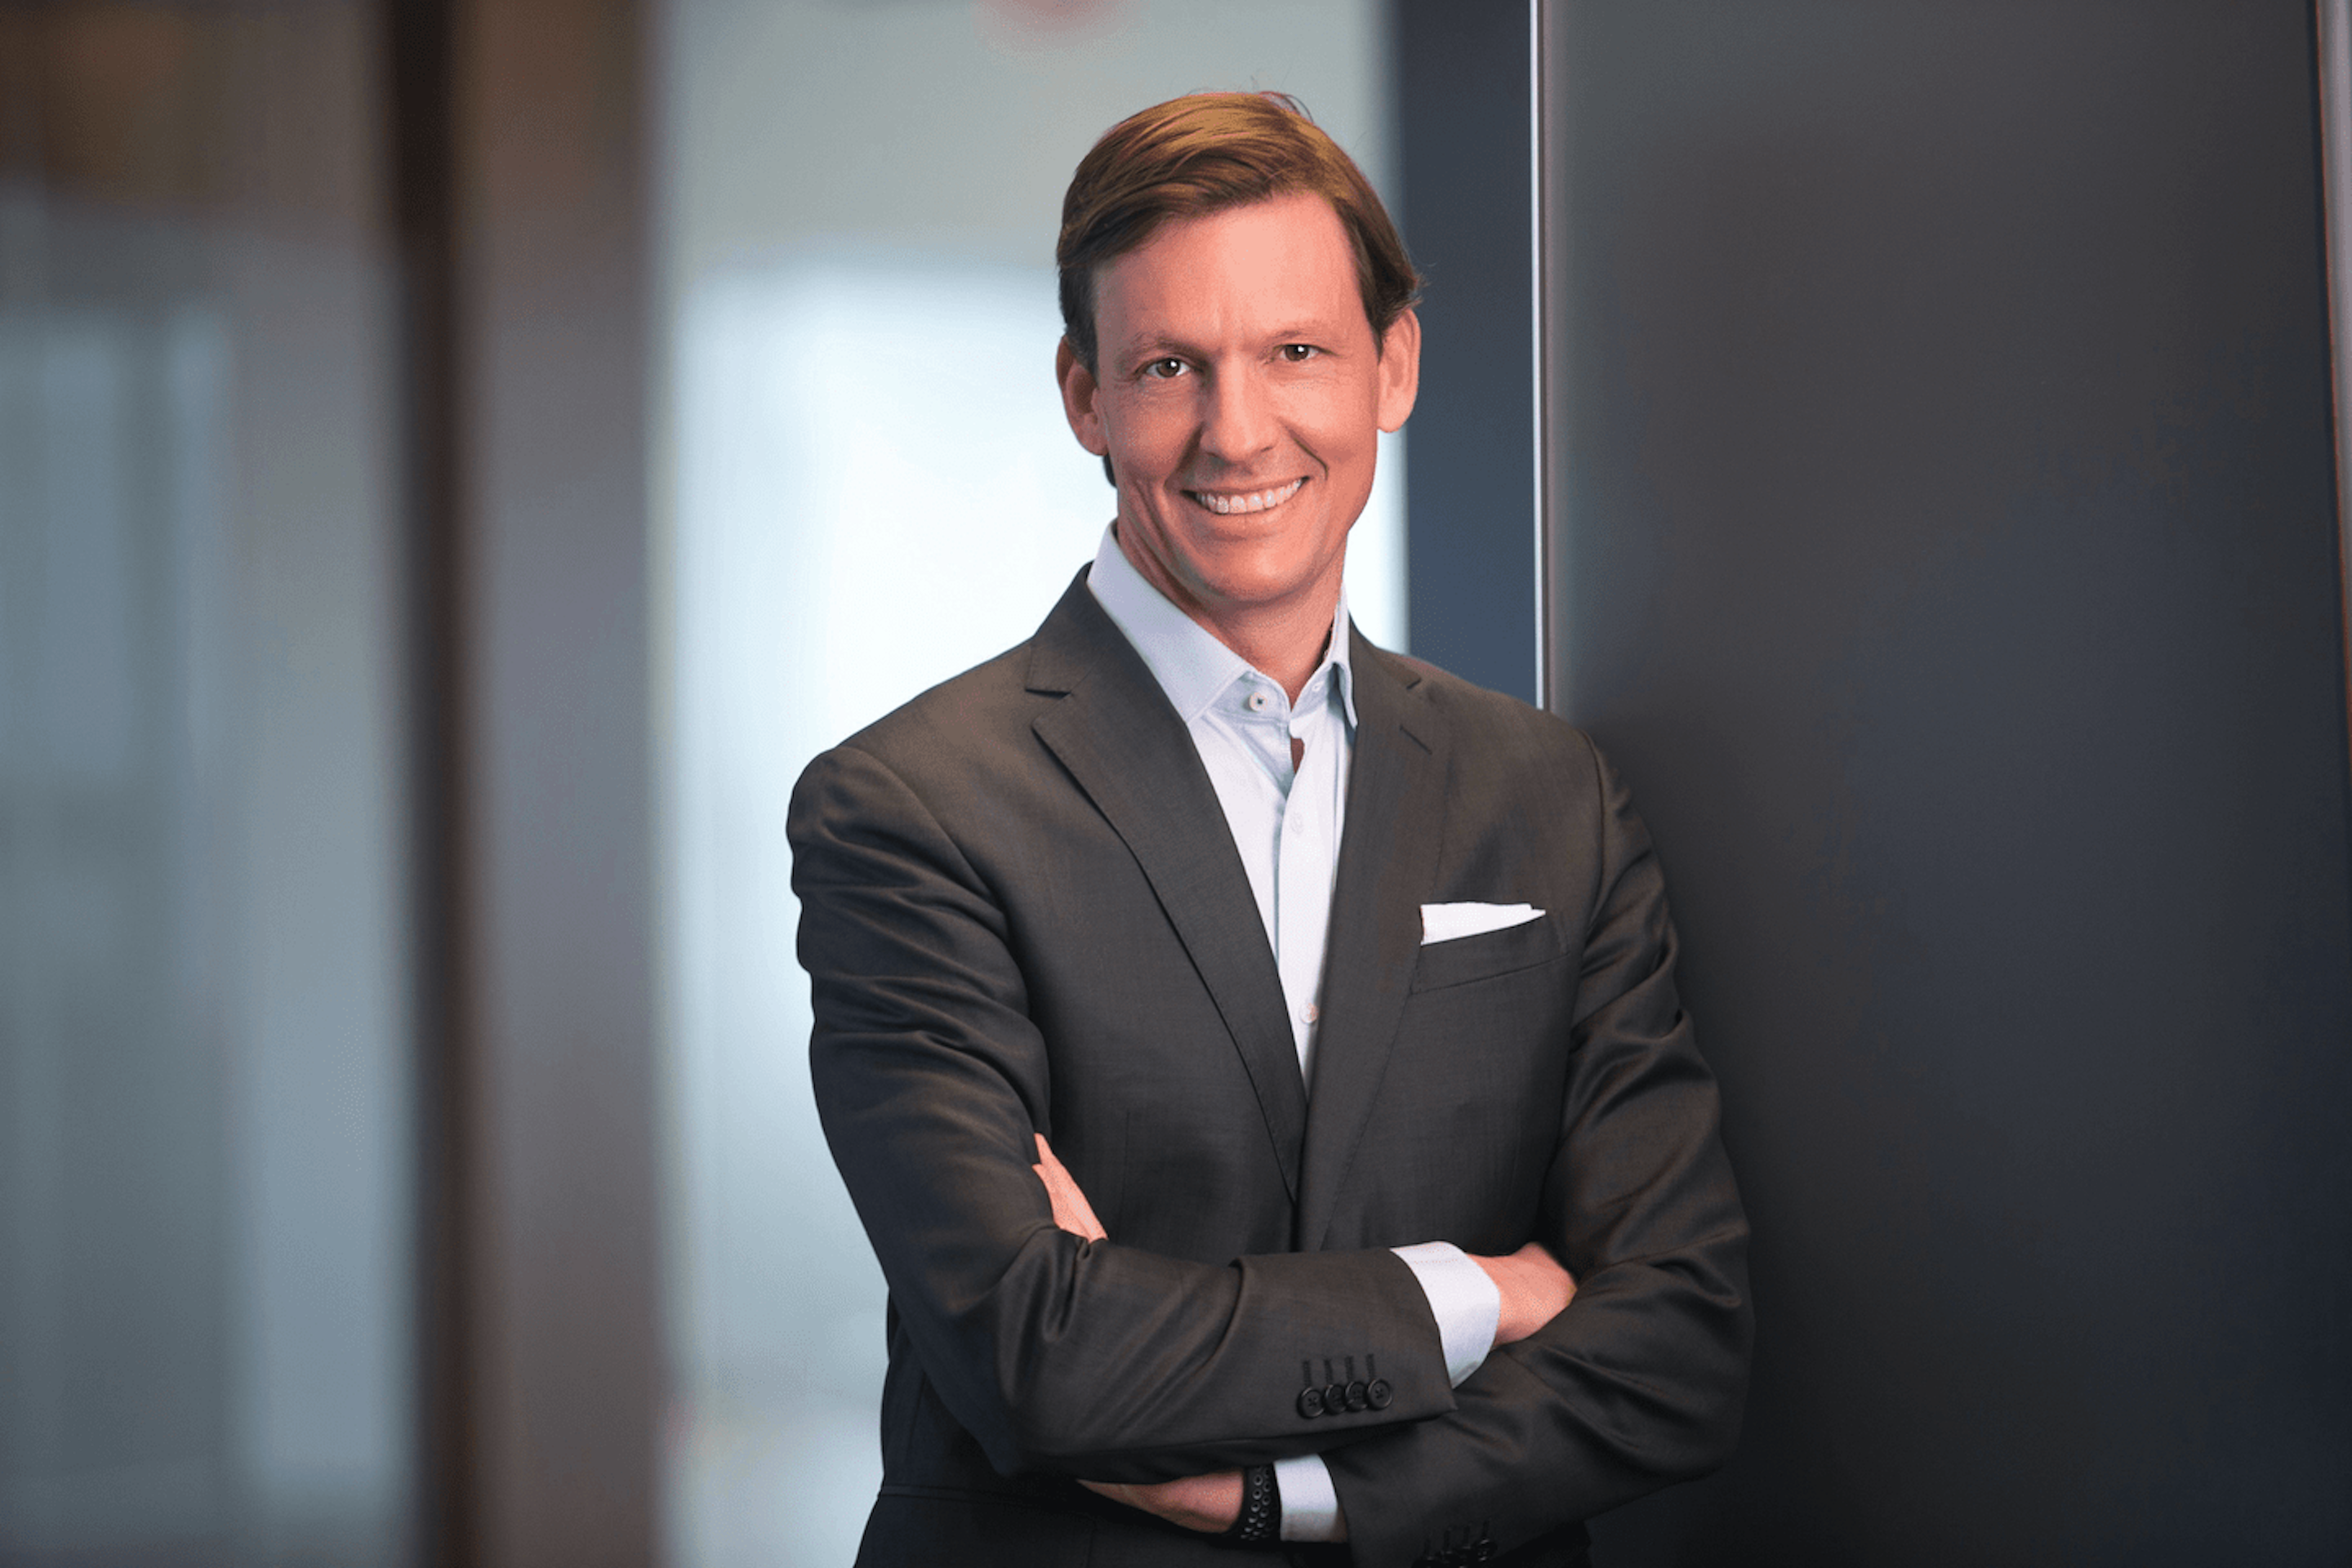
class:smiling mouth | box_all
[1185,478,1307,515]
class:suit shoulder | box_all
[832,639,1044,761]
[785,639,1054,832]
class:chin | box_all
[1193,561,1330,612]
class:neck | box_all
[1189,597,1338,703]
[1116,532,1340,702]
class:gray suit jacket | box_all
[790,570,1751,1568]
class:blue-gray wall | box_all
[1398,0,1539,702]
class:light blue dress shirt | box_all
[1086,528,1499,1542]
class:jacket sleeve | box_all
[791,741,1458,1482]
[1321,735,1754,1568]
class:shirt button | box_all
[1303,1004,1320,1024]
[1245,689,1271,713]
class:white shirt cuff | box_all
[1273,1453,1342,1541]
[1392,1240,1500,1387]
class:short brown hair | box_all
[1056,91,1421,374]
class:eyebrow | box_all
[1117,336,1199,363]
[1113,326,1347,364]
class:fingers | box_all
[1514,1238,1576,1300]
[1032,1134,1108,1241]
[1526,1242,1574,1307]
[1479,1239,1578,1343]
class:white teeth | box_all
[1192,478,1305,514]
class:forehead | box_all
[1092,192,1365,347]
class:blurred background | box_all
[6,2,2350,1566]
[2,2,1427,1564]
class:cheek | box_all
[1308,416,1379,489]
[1290,383,1381,462]
[1103,397,1191,474]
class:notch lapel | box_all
[1026,574,1307,1200]
[1297,632,1450,1251]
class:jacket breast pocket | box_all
[1407,912,1565,992]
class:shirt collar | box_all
[1086,524,1357,728]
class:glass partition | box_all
[0,5,412,1564]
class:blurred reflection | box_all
[1,6,410,1564]
[657,2,1400,1563]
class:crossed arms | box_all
[1031,1134,1575,1538]
[791,725,1752,1567]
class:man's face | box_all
[1056,192,1419,640]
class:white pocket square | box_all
[1420,902,1544,945]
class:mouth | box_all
[1183,477,1307,516]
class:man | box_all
[791,93,1750,1568]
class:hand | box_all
[1031,1134,1107,1241]
[1472,1240,1576,1344]
[1080,1472,1243,1533]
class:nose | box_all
[1197,363,1277,466]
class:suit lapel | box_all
[1297,631,1450,1251]
[1026,573,1308,1201]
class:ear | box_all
[1056,338,1109,456]
[1374,306,1421,434]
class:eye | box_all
[1142,357,1188,379]
[1278,343,1319,363]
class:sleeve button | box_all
[1297,1386,1325,1419]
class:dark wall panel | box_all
[1543,3,2352,1562]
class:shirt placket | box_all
[1277,675,1338,1085]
